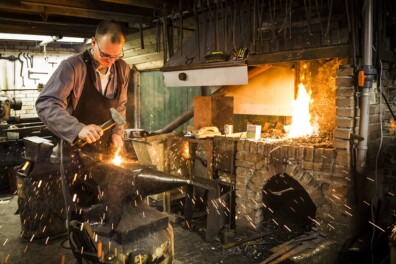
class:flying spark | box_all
[368,221,385,232]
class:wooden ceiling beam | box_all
[0,18,96,38]
[0,1,153,25]
[99,0,163,10]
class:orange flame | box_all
[181,141,190,159]
[287,83,315,138]
[112,148,123,166]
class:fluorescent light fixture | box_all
[0,33,85,43]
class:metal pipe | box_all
[152,107,194,134]
[356,0,376,174]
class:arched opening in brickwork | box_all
[262,173,317,230]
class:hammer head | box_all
[110,108,126,126]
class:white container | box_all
[224,124,233,135]
[246,125,261,140]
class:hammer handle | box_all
[73,120,116,148]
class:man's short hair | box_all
[95,20,125,43]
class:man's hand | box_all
[78,124,103,144]
[112,134,124,149]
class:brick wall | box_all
[0,41,77,118]
[234,59,396,247]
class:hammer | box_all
[73,108,126,148]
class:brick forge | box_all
[234,60,386,246]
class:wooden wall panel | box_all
[140,71,201,132]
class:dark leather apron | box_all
[72,50,122,154]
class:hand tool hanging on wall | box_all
[304,0,313,36]
[48,61,58,68]
[251,0,257,54]
[0,53,24,86]
[215,0,220,51]
[17,52,24,86]
[326,0,334,35]
[202,0,208,55]
[179,0,183,55]
[208,0,213,52]
[168,7,175,57]
[223,0,228,53]
[314,0,323,35]
[232,0,237,50]
[23,53,29,69]
[29,54,34,68]
[28,70,48,84]
[155,11,161,53]
[193,0,200,59]
[162,5,168,62]
[237,0,245,46]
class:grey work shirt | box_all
[36,50,130,144]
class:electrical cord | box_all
[59,138,72,224]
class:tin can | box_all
[224,124,233,135]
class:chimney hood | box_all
[162,61,248,87]
[160,11,250,87]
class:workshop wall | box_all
[0,41,77,119]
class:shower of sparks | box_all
[366,177,375,182]
[388,192,395,197]
[112,148,123,166]
[37,180,42,188]
[284,225,291,232]
[3,238,8,246]
[327,214,335,220]
[45,236,49,245]
[368,221,385,232]
[3,254,10,263]
[328,224,335,230]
